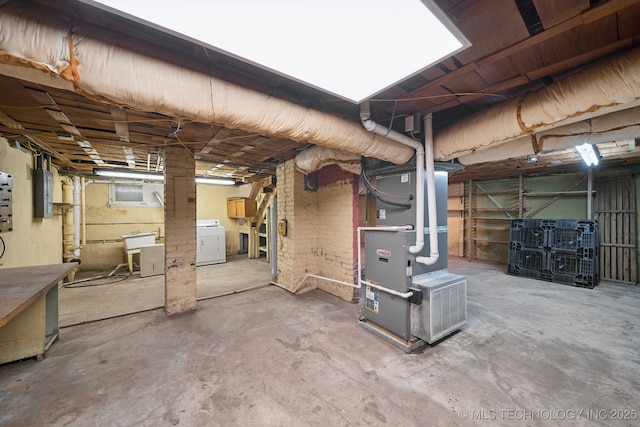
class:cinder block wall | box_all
[276,161,358,302]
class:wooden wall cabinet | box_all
[227,198,256,218]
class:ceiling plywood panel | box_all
[419,66,447,81]
[617,2,640,39]
[536,15,618,66]
[475,57,521,86]
[532,0,589,29]
[442,71,489,95]
[440,58,460,72]
[450,0,530,65]
[509,45,545,76]
[176,122,213,142]
[63,111,114,131]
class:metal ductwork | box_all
[0,2,414,165]
[435,46,640,161]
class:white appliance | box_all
[196,219,226,266]
[140,244,165,277]
[122,232,156,273]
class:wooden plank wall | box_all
[595,177,637,284]
[448,183,465,257]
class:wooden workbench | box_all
[0,262,77,364]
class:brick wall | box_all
[316,167,359,302]
[164,146,197,315]
[276,161,358,302]
[276,160,317,291]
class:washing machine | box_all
[196,219,226,266]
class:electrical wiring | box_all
[0,103,183,127]
[369,92,507,103]
[0,104,50,110]
[174,134,196,159]
[62,273,129,288]
[383,100,399,137]
[220,133,264,142]
[60,261,139,289]
[360,157,413,200]
[360,157,412,208]
[0,135,44,156]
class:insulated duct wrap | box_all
[0,5,76,80]
[294,146,361,175]
[458,106,640,165]
[0,2,414,165]
[435,47,640,160]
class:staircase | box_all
[248,178,276,260]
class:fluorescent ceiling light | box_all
[195,177,236,186]
[94,169,164,180]
[94,169,237,185]
[575,143,600,166]
[89,0,469,103]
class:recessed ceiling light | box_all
[87,0,469,103]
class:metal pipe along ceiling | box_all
[0,2,414,165]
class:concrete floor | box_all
[1,257,639,426]
[59,255,273,326]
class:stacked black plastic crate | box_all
[507,219,599,288]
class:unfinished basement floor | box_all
[59,255,273,326]
[1,257,639,426]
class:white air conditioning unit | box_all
[410,272,467,344]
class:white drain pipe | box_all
[416,114,439,265]
[61,176,75,263]
[359,104,439,265]
[72,176,81,259]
